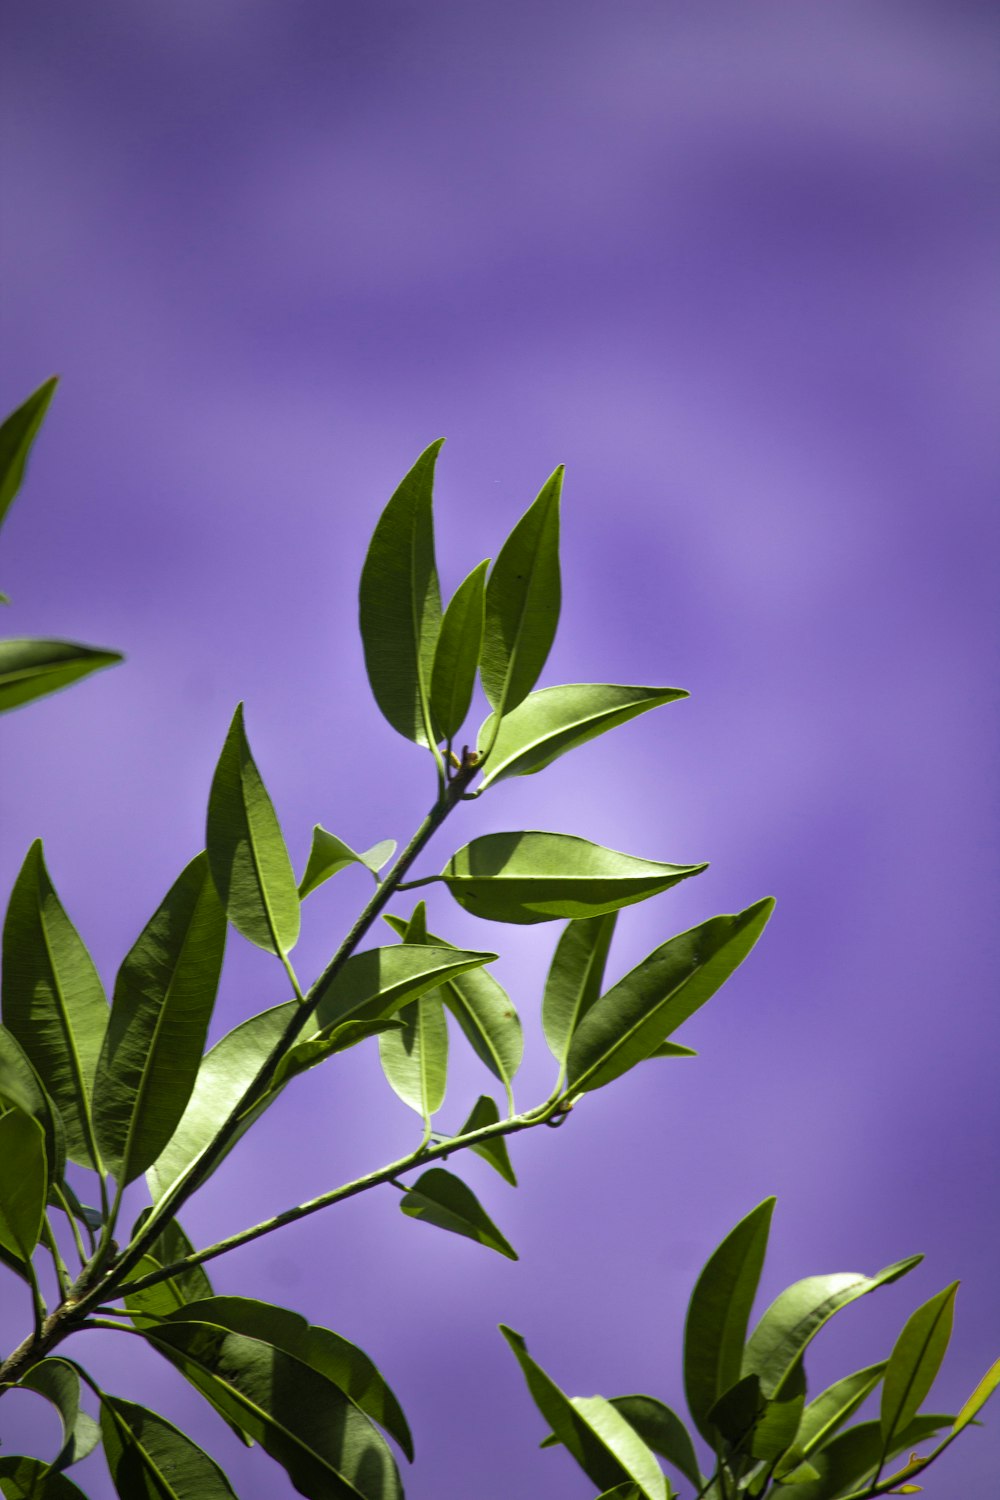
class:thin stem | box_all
[50,1183,89,1269]
[40,1217,72,1300]
[280,951,307,1005]
[23,1257,46,1341]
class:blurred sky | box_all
[1,3,998,1496]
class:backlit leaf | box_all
[478,683,687,788]
[127,1211,215,1316]
[299,829,396,899]
[881,1283,958,1448]
[774,1363,886,1475]
[16,1358,100,1474]
[101,1396,237,1499]
[952,1354,1000,1437]
[94,853,227,1185]
[270,1019,403,1091]
[378,989,448,1120]
[606,1396,702,1490]
[775,1415,953,1500]
[440,831,706,925]
[542,913,617,1067]
[206,703,300,956]
[399,1168,516,1259]
[480,470,562,717]
[430,558,489,740]
[0,378,58,537]
[0,640,123,716]
[358,440,443,746]
[458,1094,517,1185]
[2,842,107,1169]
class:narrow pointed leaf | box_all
[567,899,773,1093]
[384,912,522,1085]
[647,1041,697,1059]
[440,831,706,925]
[17,1359,100,1472]
[707,1373,764,1448]
[953,1354,1000,1436]
[743,1256,922,1399]
[458,1094,517,1184]
[499,1327,666,1498]
[430,557,489,740]
[0,1107,47,1258]
[542,913,617,1066]
[480,469,562,715]
[271,1019,403,1091]
[684,1198,776,1444]
[881,1282,959,1448]
[751,1359,807,1461]
[2,842,107,1167]
[0,639,123,715]
[299,830,396,899]
[478,683,687,787]
[0,1456,89,1499]
[774,1416,953,1500]
[100,1396,237,1499]
[0,378,58,535]
[359,440,443,746]
[143,1319,402,1498]
[0,1025,66,1184]
[93,854,227,1185]
[607,1397,702,1490]
[206,703,300,955]
[774,1363,886,1475]
[309,943,496,1033]
[399,1167,516,1258]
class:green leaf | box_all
[440,831,706,925]
[0,1025,66,1185]
[299,830,396,899]
[880,1282,959,1449]
[480,469,562,717]
[751,1359,806,1462]
[0,1108,47,1259]
[378,992,448,1120]
[775,1415,953,1500]
[93,854,227,1186]
[646,1041,697,1059]
[143,1317,402,1498]
[743,1256,923,1399]
[0,1456,90,1499]
[605,1397,702,1490]
[383,912,522,1086]
[16,1359,100,1473]
[952,1353,1000,1436]
[684,1198,776,1445]
[270,1019,404,1091]
[566,899,774,1093]
[478,683,687,788]
[499,1327,668,1499]
[127,1212,215,1315]
[542,913,617,1067]
[399,1168,517,1259]
[457,1094,517,1185]
[0,377,58,539]
[101,1394,239,1498]
[358,440,443,747]
[774,1363,886,1475]
[206,703,300,956]
[1,842,107,1170]
[430,558,489,740]
[0,639,123,715]
[309,943,497,1034]
[707,1373,765,1448]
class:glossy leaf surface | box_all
[0,378,58,536]
[606,1397,702,1490]
[309,943,497,1034]
[101,1396,238,1500]
[743,1257,922,1399]
[775,1415,953,1500]
[358,439,443,746]
[458,1094,517,1185]
[440,831,706,925]
[430,557,488,740]
[0,1456,89,1499]
[542,913,617,1067]
[567,900,773,1093]
[480,469,562,716]
[478,683,687,787]
[2,842,107,1169]
[94,853,227,1185]
[684,1198,775,1444]
[399,1167,516,1259]
[299,829,396,899]
[16,1359,100,1474]
[206,704,300,955]
[880,1282,958,1448]
[0,640,123,715]
[0,1025,66,1185]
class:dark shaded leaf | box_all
[127,1211,215,1314]
[94,854,227,1185]
[0,377,58,537]
[299,830,395,900]
[480,470,562,716]
[457,1094,517,1185]
[0,1025,66,1184]
[271,1019,404,1091]
[0,640,123,716]
[774,1363,885,1477]
[17,1358,100,1472]
[101,1394,238,1498]
[542,913,617,1067]
[430,558,489,740]
[399,1168,516,1259]
[358,440,443,746]
[775,1415,953,1500]
[0,1456,89,1499]
[880,1282,958,1449]
[0,1105,47,1258]
[478,683,687,788]
[206,704,300,956]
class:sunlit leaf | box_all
[2,841,107,1168]
[358,440,443,746]
[775,1415,953,1500]
[309,943,496,1034]
[881,1283,958,1449]
[604,1396,702,1490]
[542,913,617,1067]
[0,1025,66,1185]
[480,469,562,717]
[684,1198,776,1445]
[566,900,773,1093]
[299,829,396,899]
[457,1094,517,1185]
[270,1019,403,1091]
[774,1363,886,1476]
[378,987,448,1120]
[439,831,706,925]
[101,1393,239,1498]
[206,703,300,956]
[126,1212,215,1316]
[478,683,687,788]
[93,853,227,1186]
[0,377,58,537]
[0,1455,90,1498]
[16,1358,100,1473]
[952,1354,1000,1437]
[430,558,489,740]
[399,1168,517,1259]
[0,640,123,716]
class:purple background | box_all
[2,3,997,1496]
